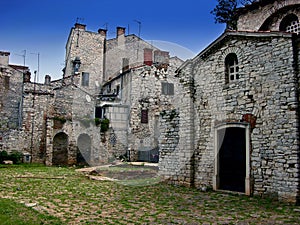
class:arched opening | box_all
[52,132,68,165]
[214,123,250,195]
[225,53,239,84]
[77,134,91,165]
[280,14,299,34]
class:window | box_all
[161,82,174,95]
[82,72,89,86]
[95,107,105,119]
[122,58,129,72]
[116,85,120,95]
[225,53,239,83]
[141,109,148,124]
[280,14,299,34]
[4,76,9,89]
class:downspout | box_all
[30,71,37,163]
[292,34,300,205]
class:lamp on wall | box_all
[73,56,81,74]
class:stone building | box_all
[0,51,30,152]
[0,23,183,166]
[159,0,300,204]
[100,55,183,162]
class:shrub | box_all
[0,151,8,163]
[8,151,23,164]
[100,118,110,133]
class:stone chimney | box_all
[0,51,10,66]
[144,48,153,66]
[98,28,107,37]
[117,27,126,37]
[23,71,31,83]
[74,23,86,30]
[44,75,51,85]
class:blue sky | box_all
[0,0,225,81]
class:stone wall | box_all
[237,0,300,31]
[105,33,159,81]
[173,32,300,203]
[0,58,27,153]
[64,23,105,93]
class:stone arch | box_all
[279,13,299,33]
[259,5,300,31]
[77,133,91,165]
[220,47,242,63]
[52,132,68,165]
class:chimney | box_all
[117,27,126,37]
[23,71,31,83]
[144,48,153,66]
[0,51,10,66]
[44,75,51,85]
[98,28,107,37]
[74,23,86,30]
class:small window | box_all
[122,58,129,72]
[116,85,120,95]
[225,53,239,83]
[82,72,89,86]
[4,76,9,89]
[161,82,174,95]
[141,109,148,124]
[95,107,105,119]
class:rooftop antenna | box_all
[103,23,108,30]
[30,52,40,83]
[134,20,142,60]
[76,17,84,24]
[134,19,141,38]
[75,18,84,47]
[15,50,26,69]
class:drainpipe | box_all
[30,71,37,163]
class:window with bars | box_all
[161,82,174,95]
[82,72,89,86]
[286,20,300,34]
[141,109,149,124]
[225,53,239,83]
[280,14,299,34]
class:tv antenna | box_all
[134,20,142,60]
[30,52,40,83]
[15,50,26,68]
[134,19,141,38]
[76,17,84,24]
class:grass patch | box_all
[0,198,63,225]
[0,164,299,224]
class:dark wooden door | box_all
[219,127,246,193]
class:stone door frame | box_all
[213,122,251,195]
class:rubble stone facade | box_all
[159,0,300,204]
[1,0,299,205]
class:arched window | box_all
[225,53,239,83]
[280,14,299,34]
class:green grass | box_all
[0,198,63,225]
[0,164,299,224]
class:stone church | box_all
[1,0,300,204]
[159,0,300,204]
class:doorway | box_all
[52,132,68,165]
[77,134,91,165]
[214,123,250,194]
